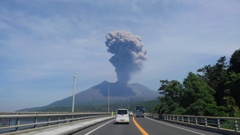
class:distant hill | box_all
[18,81,158,112]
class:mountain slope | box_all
[18,81,158,111]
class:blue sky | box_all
[0,0,239,112]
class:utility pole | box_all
[108,83,110,113]
[128,98,130,110]
[108,81,118,113]
[72,73,77,113]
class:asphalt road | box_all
[71,116,223,135]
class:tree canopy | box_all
[156,48,240,117]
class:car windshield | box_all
[117,110,128,115]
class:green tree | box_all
[197,57,228,106]
[227,49,240,107]
[156,49,240,116]
[157,80,186,114]
[183,72,219,116]
[228,49,240,73]
[225,72,240,107]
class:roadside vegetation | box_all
[155,48,240,117]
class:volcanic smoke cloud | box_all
[105,30,147,86]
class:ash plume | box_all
[105,30,147,86]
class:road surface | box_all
[72,116,222,135]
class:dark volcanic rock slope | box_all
[19,81,158,111]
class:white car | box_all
[129,111,133,116]
[115,108,130,124]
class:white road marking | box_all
[145,117,205,135]
[85,119,115,135]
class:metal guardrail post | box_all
[188,117,190,123]
[47,116,50,126]
[34,117,38,123]
[195,117,198,125]
[57,116,60,124]
[48,116,50,122]
[217,119,220,129]
[234,120,238,132]
[34,117,38,128]
[182,116,184,122]
[15,117,20,131]
[205,118,208,127]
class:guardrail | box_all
[0,112,110,134]
[147,113,240,134]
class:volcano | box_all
[18,81,158,111]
